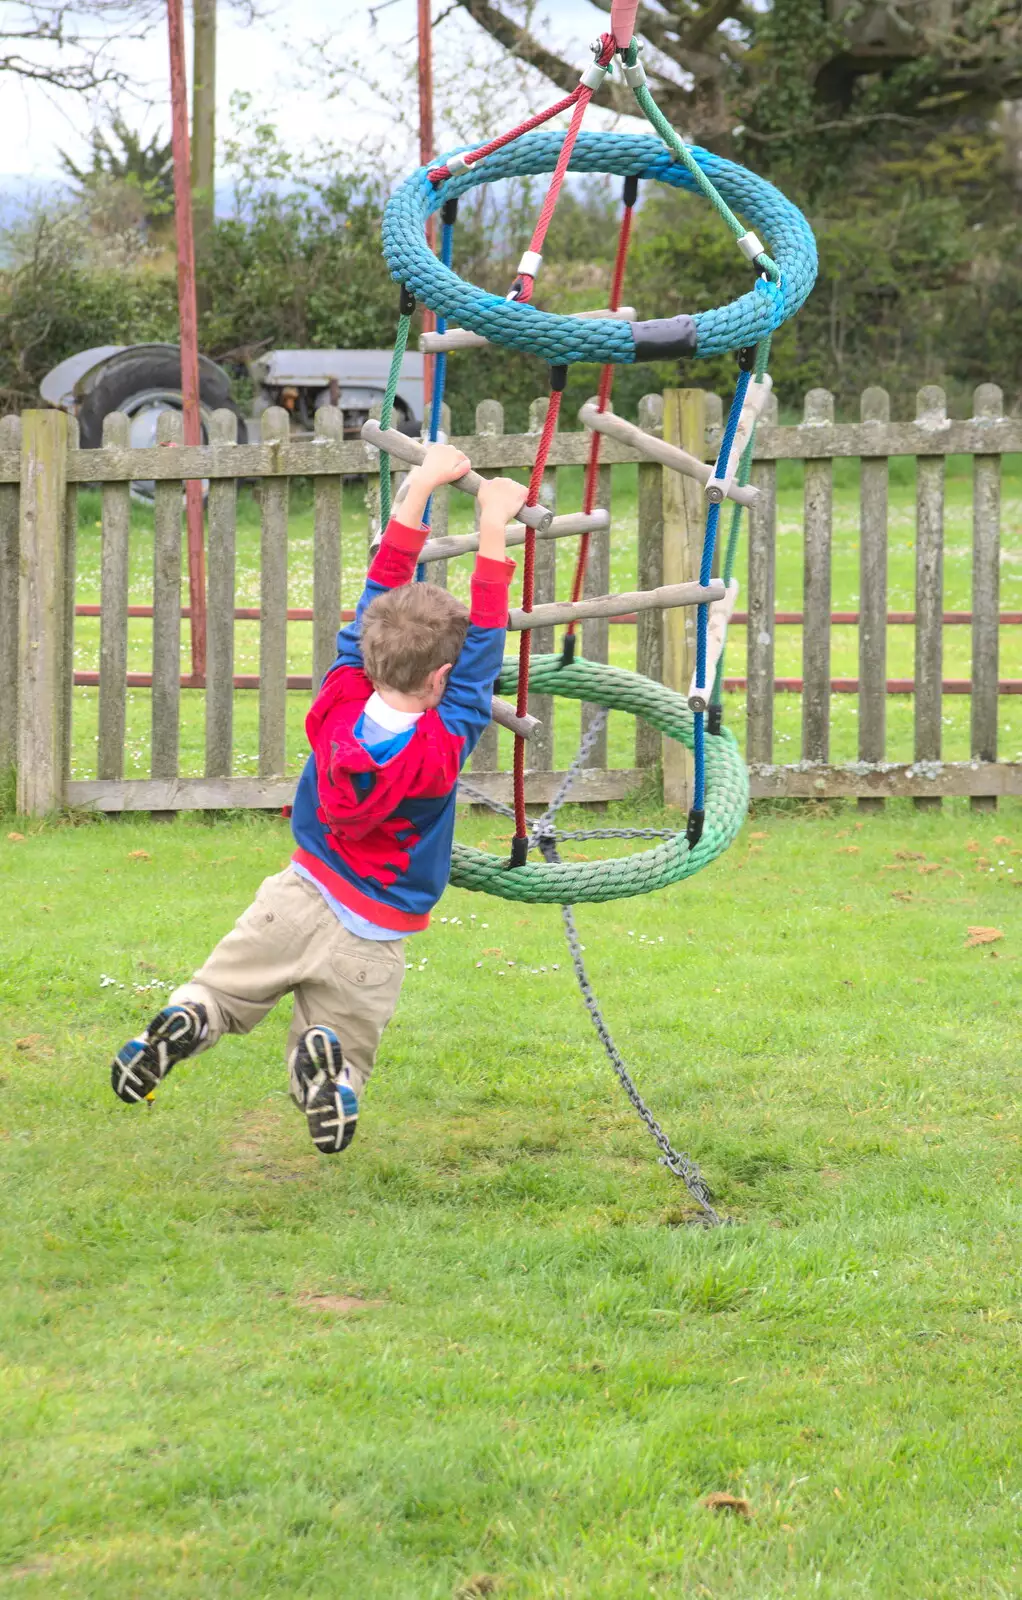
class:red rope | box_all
[427,89,581,184]
[512,36,616,305]
[512,388,563,839]
[567,194,636,622]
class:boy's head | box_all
[361,582,470,708]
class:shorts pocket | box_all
[330,944,404,993]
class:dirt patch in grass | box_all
[228,1106,307,1183]
[296,1293,385,1315]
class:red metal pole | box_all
[418,0,435,416]
[167,0,207,679]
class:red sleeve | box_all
[470,554,516,629]
[367,518,428,588]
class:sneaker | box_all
[111,1003,208,1104]
[289,1026,358,1155]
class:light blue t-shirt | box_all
[294,694,420,942]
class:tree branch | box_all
[453,0,586,99]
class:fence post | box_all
[582,456,611,772]
[152,409,184,786]
[0,414,23,777]
[312,405,343,694]
[205,407,239,776]
[661,387,709,808]
[801,388,834,763]
[98,413,131,781]
[635,393,664,770]
[970,383,1003,812]
[858,386,889,813]
[528,395,556,774]
[16,410,72,815]
[259,407,290,777]
[914,385,946,811]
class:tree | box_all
[451,1,1022,188]
[58,114,174,228]
[0,0,159,94]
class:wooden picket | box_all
[2,384,1021,818]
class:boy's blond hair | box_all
[361,582,470,694]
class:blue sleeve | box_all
[438,624,507,763]
[330,578,387,675]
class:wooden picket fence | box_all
[1,383,1020,818]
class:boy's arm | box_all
[438,477,527,752]
[331,444,471,673]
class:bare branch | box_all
[452,0,595,101]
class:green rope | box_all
[379,311,411,529]
[623,45,780,287]
[449,655,748,904]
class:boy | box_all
[110,444,527,1155]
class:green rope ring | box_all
[449,655,749,903]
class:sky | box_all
[2,0,622,190]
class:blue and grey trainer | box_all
[289,1026,358,1155]
[111,1002,209,1104]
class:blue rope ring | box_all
[382,130,817,365]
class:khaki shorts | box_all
[170,867,406,1095]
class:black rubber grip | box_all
[685,809,705,849]
[623,174,640,208]
[442,198,459,226]
[509,835,529,868]
[549,364,568,393]
[399,285,417,316]
[630,314,698,363]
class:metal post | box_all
[167,0,207,678]
[418,0,436,417]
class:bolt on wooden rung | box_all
[510,579,725,632]
[361,419,554,532]
[578,401,758,509]
[420,509,609,565]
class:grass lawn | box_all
[1,800,1019,1596]
[68,449,1022,784]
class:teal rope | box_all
[623,43,781,287]
[379,311,411,530]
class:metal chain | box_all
[542,836,721,1224]
[457,710,723,1223]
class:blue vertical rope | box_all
[417,216,456,579]
[692,367,751,813]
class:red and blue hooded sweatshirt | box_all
[290,515,515,934]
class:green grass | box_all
[69,452,1022,784]
[1,801,1020,1596]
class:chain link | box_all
[457,711,723,1224]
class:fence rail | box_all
[2,384,1020,818]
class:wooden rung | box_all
[510,579,725,632]
[420,306,638,355]
[491,697,539,739]
[361,420,553,533]
[705,375,773,504]
[578,402,759,509]
[420,509,610,566]
[688,578,740,711]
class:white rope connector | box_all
[736,230,765,263]
[580,61,610,90]
[446,153,471,177]
[622,56,647,87]
[517,250,543,280]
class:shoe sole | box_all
[293,1027,358,1155]
[110,1005,205,1104]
